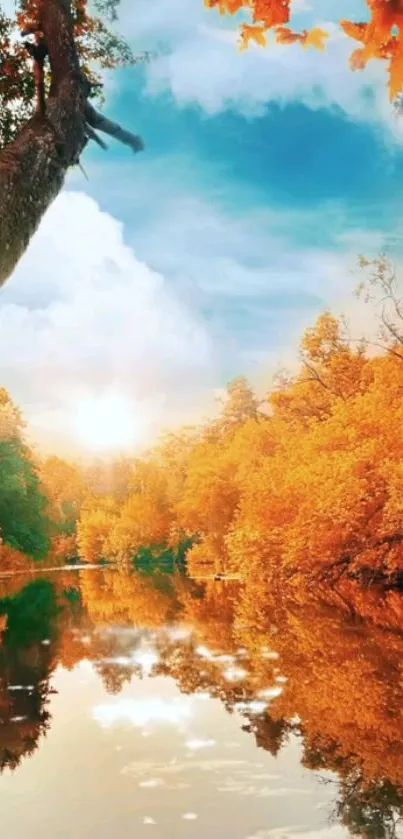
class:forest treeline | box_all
[3,256,403,590]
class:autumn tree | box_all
[208,376,260,440]
[207,0,403,102]
[357,254,403,358]
[51,256,403,588]
[78,453,189,565]
[39,455,87,562]
[84,457,136,501]
[0,0,145,287]
[108,491,171,562]
[270,312,367,427]
[76,495,118,563]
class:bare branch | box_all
[380,306,403,347]
[85,102,144,153]
[349,337,403,362]
[85,122,108,150]
[301,358,347,401]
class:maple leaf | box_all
[303,28,329,51]
[340,21,369,43]
[204,0,244,13]
[252,0,290,28]
[239,23,268,51]
[349,46,372,71]
[275,26,303,45]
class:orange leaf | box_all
[239,23,268,51]
[252,0,290,29]
[303,28,329,51]
[389,41,403,100]
[275,26,303,46]
[349,46,372,71]
[204,0,244,14]
[340,21,369,44]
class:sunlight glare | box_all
[71,392,143,452]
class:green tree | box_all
[0,391,50,560]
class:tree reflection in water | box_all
[0,566,402,838]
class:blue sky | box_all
[1,0,403,454]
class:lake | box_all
[0,566,401,839]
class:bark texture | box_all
[0,0,142,288]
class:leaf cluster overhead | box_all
[206,0,403,100]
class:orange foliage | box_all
[78,459,173,563]
[6,256,403,599]
[67,565,403,800]
[109,493,171,560]
[75,259,403,588]
[206,0,403,99]
[1,559,403,819]
[0,542,35,574]
[77,497,118,563]
[79,567,178,627]
[39,456,88,564]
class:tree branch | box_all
[85,102,144,153]
[0,0,145,287]
[348,337,403,363]
[301,358,347,402]
[84,123,108,150]
[24,40,49,116]
[380,306,403,347]
[39,0,80,92]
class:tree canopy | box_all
[0,0,135,148]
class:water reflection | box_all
[0,567,401,838]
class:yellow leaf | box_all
[303,28,329,51]
[239,23,268,51]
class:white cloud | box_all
[139,778,166,788]
[0,182,391,454]
[185,738,216,750]
[116,0,400,135]
[121,758,249,776]
[258,686,284,700]
[118,0,211,45]
[247,827,348,839]
[145,22,396,129]
[223,666,248,682]
[235,701,268,715]
[219,780,311,798]
[4,0,397,131]
[0,191,213,453]
[131,649,160,676]
[125,190,390,376]
[92,697,193,728]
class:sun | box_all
[71,391,142,453]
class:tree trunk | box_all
[0,0,143,288]
[0,0,88,287]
